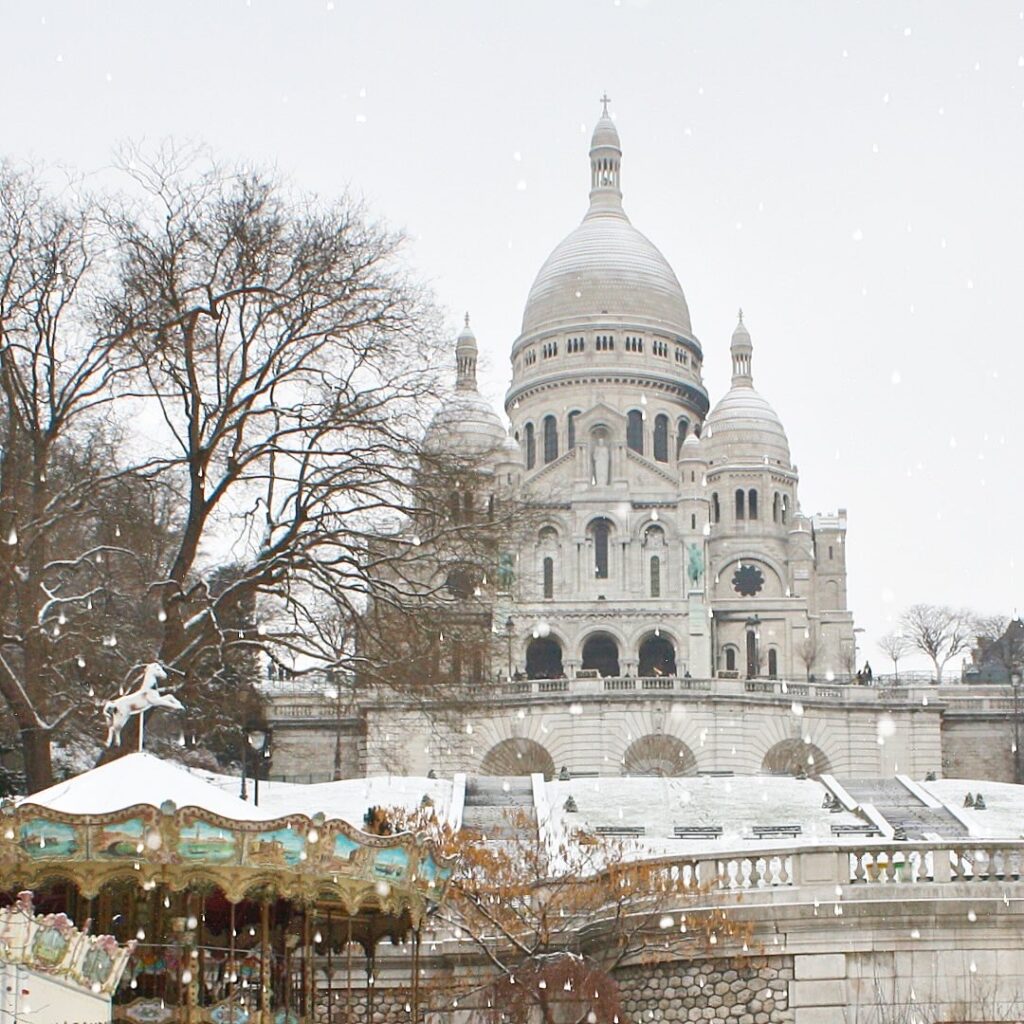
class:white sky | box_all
[4,1,1022,673]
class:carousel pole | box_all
[260,899,271,1024]
[411,926,421,1024]
[365,945,375,1024]
[303,906,314,1021]
[229,902,236,1001]
[326,910,333,1023]
[346,917,353,1024]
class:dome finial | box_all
[456,313,478,391]
[600,91,611,117]
[731,310,753,387]
[464,311,470,328]
[738,307,744,323]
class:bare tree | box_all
[796,628,819,681]
[898,604,976,684]
[877,632,913,681]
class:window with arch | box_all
[768,648,778,678]
[676,418,690,458]
[449,492,461,523]
[773,492,781,523]
[589,518,612,579]
[543,557,554,599]
[567,410,580,449]
[735,489,746,521]
[627,410,644,454]
[538,525,558,545]
[781,494,789,524]
[712,492,720,523]
[543,415,558,464]
[691,513,697,530]
[524,422,535,469]
[653,414,669,463]
[724,647,737,672]
[650,555,661,597]
[747,489,758,520]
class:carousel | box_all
[0,673,453,1024]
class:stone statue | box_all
[591,436,610,486]
[686,542,704,587]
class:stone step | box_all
[841,778,969,839]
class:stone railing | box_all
[649,839,1024,894]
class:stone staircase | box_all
[461,776,537,840]
[840,778,968,839]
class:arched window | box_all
[653,414,669,462]
[543,415,558,464]
[748,489,758,520]
[781,494,789,524]
[590,518,612,579]
[524,423,536,469]
[712,492,721,523]
[768,648,778,678]
[567,410,580,449]
[463,491,474,521]
[773,492,781,523]
[676,418,690,458]
[627,410,644,454]
[650,555,661,597]
[449,492,461,523]
[543,557,554,599]
[735,489,746,520]
[725,647,737,672]
[487,494,495,521]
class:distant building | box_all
[965,618,1024,684]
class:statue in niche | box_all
[686,542,704,588]
[591,434,610,486]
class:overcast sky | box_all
[3,1,1022,673]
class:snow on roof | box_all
[545,775,869,856]
[20,752,451,828]
[922,778,1024,839]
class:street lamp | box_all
[324,686,345,781]
[246,727,271,807]
[1012,671,1021,785]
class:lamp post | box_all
[246,727,271,806]
[1012,671,1021,785]
[324,685,345,781]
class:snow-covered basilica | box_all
[426,102,855,691]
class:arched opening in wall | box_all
[781,494,789,524]
[723,646,738,673]
[582,632,620,677]
[480,738,555,779]
[676,418,689,458]
[653,414,669,462]
[735,489,746,520]
[623,734,697,777]
[589,517,612,579]
[762,739,831,777]
[748,489,758,520]
[627,409,644,454]
[712,492,720,523]
[543,414,558,464]
[773,492,781,523]
[524,422,536,469]
[638,633,676,677]
[543,557,554,599]
[649,555,661,597]
[567,410,580,449]
[449,492,461,523]
[746,630,758,678]
[768,648,778,678]
[526,636,563,679]
[445,567,477,599]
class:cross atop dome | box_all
[600,92,611,117]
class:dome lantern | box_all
[588,93,624,218]
[731,309,753,387]
[456,312,478,391]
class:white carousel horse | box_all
[103,663,184,748]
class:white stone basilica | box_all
[428,102,855,690]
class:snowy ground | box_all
[20,752,451,829]
[543,775,869,856]
[922,778,1024,839]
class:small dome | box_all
[682,431,701,450]
[704,387,790,467]
[425,390,507,455]
[590,113,621,152]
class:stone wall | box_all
[941,715,1015,782]
[615,956,793,1024]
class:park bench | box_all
[830,823,882,837]
[672,825,723,839]
[594,825,646,837]
[751,824,802,839]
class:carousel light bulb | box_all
[314,931,323,944]
[186,916,197,930]
[137,928,146,940]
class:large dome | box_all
[519,108,692,340]
[521,213,693,338]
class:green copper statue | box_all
[687,542,704,588]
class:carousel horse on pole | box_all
[103,663,185,749]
